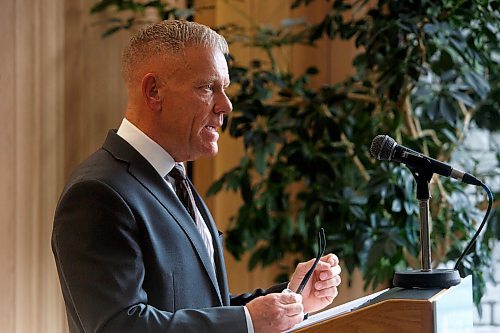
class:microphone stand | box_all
[392,168,461,289]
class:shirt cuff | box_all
[243,306,254,333]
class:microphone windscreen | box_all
[370,135,396,161]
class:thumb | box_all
[296,258,316,277]
[279,292,302,304]
[288,259,315,292]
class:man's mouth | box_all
[205,125,218,131]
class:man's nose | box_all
[214,90,232,114]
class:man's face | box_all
[155,46,232,162]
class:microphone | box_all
[370,135,481,186]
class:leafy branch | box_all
[90,0,499,310]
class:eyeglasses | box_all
[295,228,326,294]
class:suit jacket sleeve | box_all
[52,179,247,333]
[230,283,289,306]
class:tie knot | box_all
[168,163,187,182]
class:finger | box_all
[279,292,302,304]
[315,255,340,271]
[330,265,342,276]
[325,297,334,303]
[284,302,304,317]
[313,260,336,274]
[315,263,341,281]
[318,270,333,280]
[314,260,332,271]
[297,254,338,274]
[281,311,304,331]
[314,286,339,298]
[321,253,339,266]
[317,265,341,280]
[322,295,334,303]
[315,275,341,290]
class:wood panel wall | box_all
[63,1,130,179]
[0,1,128,332]
[0,0,17,331]
[0,1,364,332]
[1,0,67,332]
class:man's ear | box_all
[141,73,162,112]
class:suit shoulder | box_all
[66,148,129,188]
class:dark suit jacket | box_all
[52,131,286,333]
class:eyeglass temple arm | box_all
[296,228,326,294]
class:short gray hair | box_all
[122,20,229,84]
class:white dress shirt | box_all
[116,118,215,266]
[116,118,254,333]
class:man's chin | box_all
[194,144,219,160]
[206,144,219,157]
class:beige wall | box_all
[0,1,364,332]
[0,1,128,332]
[63,2,130,178]
[1,0,67,332]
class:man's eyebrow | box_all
[194,76,216,85]
[194,76,230,87]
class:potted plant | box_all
[90,0,499,309]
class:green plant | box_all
[210,0,500,309]
[90,0,198,37]
[90,0,499,310]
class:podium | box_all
[289,275,473,333]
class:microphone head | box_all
[370,135,397,161]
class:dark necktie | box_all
[168,164,196,221]
[167,163,216,270]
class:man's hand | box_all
[288,253,341,313]
[246,292,304,333]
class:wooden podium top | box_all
[289,275,473,333]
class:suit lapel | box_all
[102,131,223,305]
[189,182,230,305]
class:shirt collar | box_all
[116,118,175,178]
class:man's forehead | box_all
[143,46,228,83]
[178,48,229,76]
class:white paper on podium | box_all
[285,288,389,332]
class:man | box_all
[52,20,341,333]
